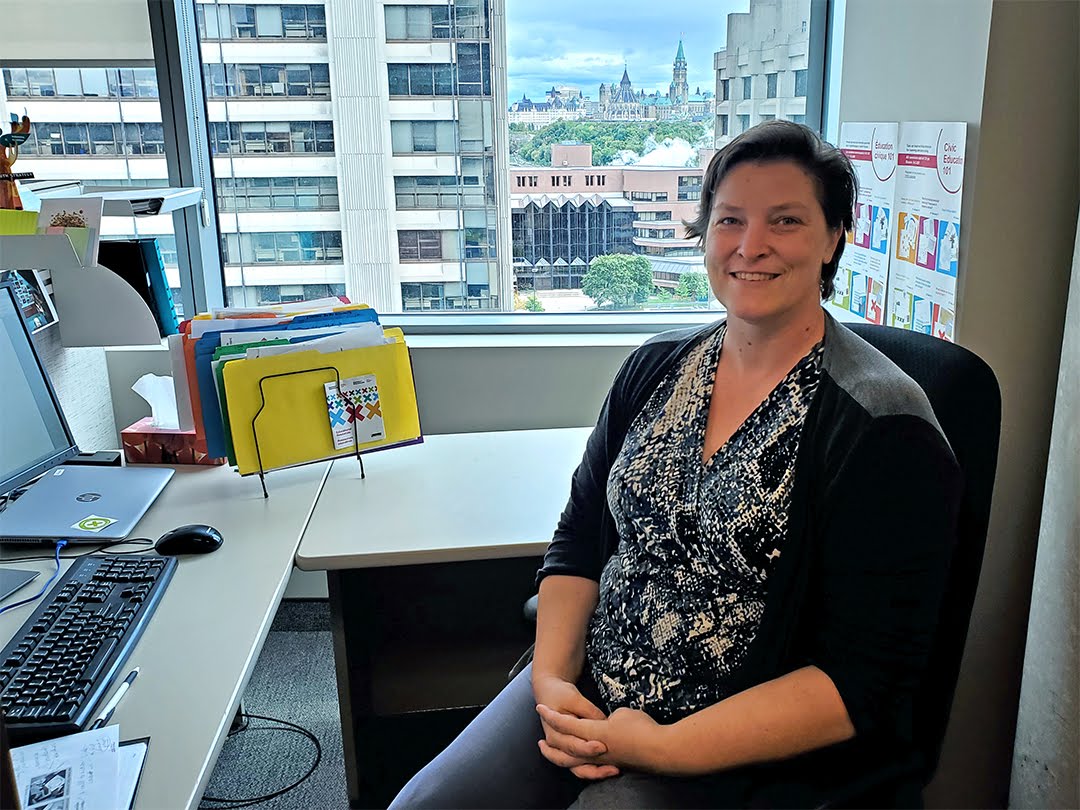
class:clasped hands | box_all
[532,673,667,781]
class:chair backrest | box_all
[848,323,1001,782]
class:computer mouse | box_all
[155,524,224,556]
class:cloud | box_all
[609,137,700,167]
[505,0,748,100]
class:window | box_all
[721,79,729,101]
[795,69,808,98]
[402,282,458,310]
[760,114,775,122]
[634,227,676,239]
[2,68,29,96]
[384,5,452,39]
[790,114,807,125]
[21,121,170,157]
[217,177,339,211]
[3,67,152,98]
[54,69,83,97]
[677,175,703,201]
[743,76,752,99]
[222,231,343,264]
[390,121,458,153]
[637,211,672,222]
[197,4,324,39]
[388,48,490,97]
[206,64,330,98]
[209,121,334,154]
[738,114,751,133]
[629,191,669,202]
[395,175,489,209]
[398,230,443,262]
[766,73,778,98]
[720,114,729,136]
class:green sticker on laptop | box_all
[72,515,118,533]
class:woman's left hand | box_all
[536,704,669,773]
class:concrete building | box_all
[713,0,810,145]
[511,142,704,290]
[3,0,511,313]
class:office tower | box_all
[2,0,511,314]
[713,0,810,145]
[356,0,510,312]
[204,0,510,312]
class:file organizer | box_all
[221,328,422,496]
[180,305,379,464]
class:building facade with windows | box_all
[510,143,704,290]
[2,0,510,313]
[713,0,810,146]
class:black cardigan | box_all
[538,313,962,798]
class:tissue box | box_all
[121,417,226,466]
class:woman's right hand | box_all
[532,672,620,780]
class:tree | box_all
[582,254,654,309]
[523,293,544,312]
[675,271,710,301]
[511,120,710,166]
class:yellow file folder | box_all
[222,328,421,475]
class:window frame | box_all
[7,0,833,331]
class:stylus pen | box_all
[89,667,140,730]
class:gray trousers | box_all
[387,664,757,810]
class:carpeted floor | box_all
[200,601,349,809]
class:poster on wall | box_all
[828,122,898,325]
[884,122,966,341]
[0,268,58,333]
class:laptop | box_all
[0,465,174,543]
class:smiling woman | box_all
[685,120,856,305]
[389,122,963,809]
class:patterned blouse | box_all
[586,323,825,722]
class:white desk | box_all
[0,462,330,810]
[296,427,590,807]
[297,427,591,570]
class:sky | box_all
[505,0,750,103]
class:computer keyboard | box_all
[0,554,176,742]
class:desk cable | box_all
[0,540,66,616]
[4,537,156,563]
[0,537,153,615]
[200,712,323,809]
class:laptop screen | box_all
[0,282,77,497]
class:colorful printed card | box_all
[324,373,384,450]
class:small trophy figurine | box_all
[0,113,33,210]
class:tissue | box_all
[132,373,180,430]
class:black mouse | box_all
[155,524,224,555]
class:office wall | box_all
[840,1,1080,807]
[34,327,118,452]
[1010,213,1079,809]
[2,0,153,62]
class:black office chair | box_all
[513,323,1001,807]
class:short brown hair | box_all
[685,121,857,300]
